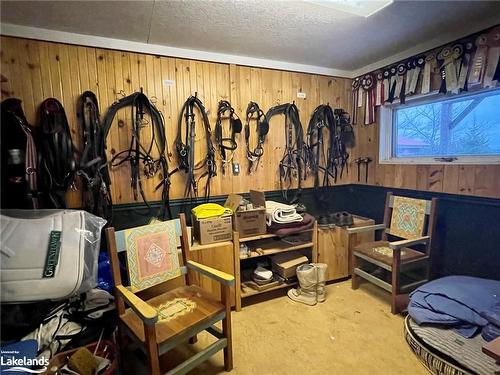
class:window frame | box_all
[379,87,500,165]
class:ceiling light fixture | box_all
[304,0,393,17]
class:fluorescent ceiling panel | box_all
[304,0,393,17]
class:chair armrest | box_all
[186,260,235,286]
[346,223,386,234]
[389,236,430,250]
[116,285,158,325]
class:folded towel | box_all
[268,212,315,230]
[270,213,315,236]
[265,200,303,225]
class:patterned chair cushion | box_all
[390,196,427,239]
[353,241,426,267]
[124,220,181,292]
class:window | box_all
[380,88,500,164]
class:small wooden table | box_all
[316,215,374,282]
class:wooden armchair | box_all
[106,213,234,375]
[348,192,438,314]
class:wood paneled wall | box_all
[351,101,500,199]
[2,35,497,205]
[0,36,352,207]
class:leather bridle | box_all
[174,95,217,200]
[102,91,171,218]
[306,105,354,190]
[0,98,39,209]
[265,103,306,203]
[39,98,77,208]
[244,101,269,174]
[214,100,241,174]
[78,91,112,220]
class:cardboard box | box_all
[271,253,309,279]
[225,190,267,238]
[192,215,233,245]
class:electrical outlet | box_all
[297,92,306,99]
[232,162,240,175]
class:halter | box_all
[174,94,217,200]
[214,100,241,174]
[244,101,269,173]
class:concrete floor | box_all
[154,280,427,375]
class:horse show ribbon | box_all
[387,66,398,103]
[482,26,500,87]
[408,56,425,94]
[351,77,361,125]
[361,73,376,125]
[421,52,435,94]
[383,69,391,102]
[375,72,384,106]
[394,63,407,103]
[457,40,475,91]
[469,33,488,85]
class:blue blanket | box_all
[408,276,500,341]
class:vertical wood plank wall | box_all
[1,36,498,205]
[350,93,500,199]
[0,36,352,207]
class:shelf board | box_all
[239,233,278,242]
[240,241,313,259]
[239,228,315,243]
[241,280,297,298]
[189,240,233,251]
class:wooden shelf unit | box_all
[233,221,318,311]
[240,280,298,298]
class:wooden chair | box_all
[348,192,438,314]
[106,213,234,375]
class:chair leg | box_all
[189,334,198,344]
[144,324,161,375]
[391,251,401,315]
[221,284,233,372]
[222,315,233,371]
[351,254,360,290]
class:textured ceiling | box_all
[1,0,500,72]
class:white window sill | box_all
[379,157,500,165]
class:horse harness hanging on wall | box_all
[245,101,269,174]
[0,98,39,209]
[174,95,217,200]
[265,103,306,203]
[306,104,334,190]
[214,100,242,174]
[78,91,112,220]
[39,98,77,208]
[102,90,171,218]
[306,105,355,195]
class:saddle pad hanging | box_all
[0,210,101,302]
